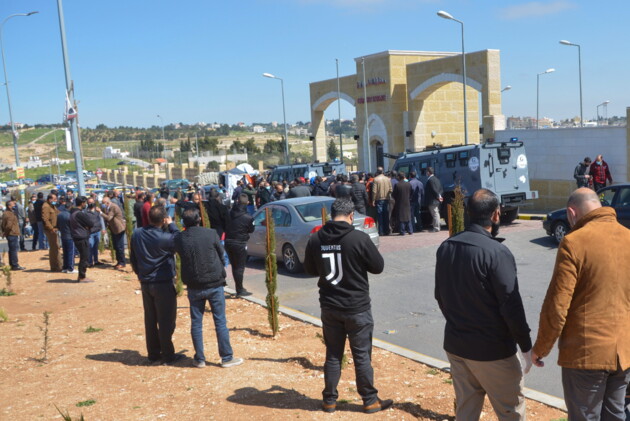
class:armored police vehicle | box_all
[269,162,346,183]
[392,138,538,224]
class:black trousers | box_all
[32,222,39,251]
[19,222,25,251]
[112,231,126,265]
[141,282,177,361]
[73,238,90,279]
[320,307,378,406]
[225,241,247,293]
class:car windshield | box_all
[294,200,333,222]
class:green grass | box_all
[425,368,439,375]
[0,307,7,322]
[76,399,96,407]
[84,326,103,333]
[0,128,64,146]
[0,288,16,296]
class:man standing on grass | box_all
[304,198,392,414]
[70,197,101,282]
[130,205,182,365]
[1,200,25,270]
[532,188,630,420]
[174,208,244,369]
[435,189,532,420]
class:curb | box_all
[518,214,547,221]
[225,287,567,413]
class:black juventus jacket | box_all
[304,220,384,313]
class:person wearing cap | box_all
[574,157,592,189]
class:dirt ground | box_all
[0,248,566,420]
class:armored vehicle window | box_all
[397,165,410,176]
[445,153,456,168]
[419,161,429,176]
[322,164,333,175]
[498,148,511,164]
[458,151,469,166]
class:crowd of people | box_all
[574,154,613,190]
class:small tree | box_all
[449,183,466,237]
[327,139,339,161]
[174,212,184,296]
[265,208,279,336]
[124,194,135,259]
[199,201,211,229]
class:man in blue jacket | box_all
[130,205,181,365]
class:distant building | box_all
[271,121,278,128]
[22,156,44,169]
[237,122,246,128]
[507,116,537,130]
[103,146,130,159]
[252,125,266,133]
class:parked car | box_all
[543,184,630,243]
[247,196,379,273]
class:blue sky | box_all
[1,0,628,128]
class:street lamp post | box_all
[537,68,555,129]
[157,114,165,158]
[361,58,371,171]
[437,10,468,145]
[501,85,512,92]
[560,40,583,127]
[597,100,610,124]
[262,73,289,164]
[0,11,38,168]
[56,0,86,196]
[336,58,343,162]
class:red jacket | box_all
[141,201,152,227]
[589,160,612,185]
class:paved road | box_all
[238,219,565,399]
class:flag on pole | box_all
[65,91,77,121]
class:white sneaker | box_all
[70,269,78,274]
[61,269,69,273]
[221,357,244,368]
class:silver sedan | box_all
[247,196,379,273]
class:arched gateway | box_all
[309,50,506,172]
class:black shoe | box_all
[87,264,94,268]
[11,266,25,271]
[236,290,253,297]
[364,398,393,414]
[322,402,336,413]
[162,353,185,366]
[94,261,104,266]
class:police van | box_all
[392,138,538,224]
[269,162,346,183]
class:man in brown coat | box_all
[1,200,24,270]
[101,196,126,269]
[532,188,630,420]
[42,193,62,272]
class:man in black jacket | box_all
[69,196,101,282]
[435,189,532,420]
[350,174,368,214]
[174,208,244,369]
[425,167,443,232]
[203,189,230,239]
[224,194,255,297]
[130,205,181,365]
[304,198,392,414]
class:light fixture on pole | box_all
[559,40,583,127]
[263,72,289,164]
[596,100,610,123]
[361,58,371,171]
[437,10,468,145]
[336,58,343,162]
[56,0,86,196]
[501,85,512,92]
[537,68,555,129]
[0,11,38,168]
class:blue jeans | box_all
[88,231,101,265]
[246,204,255,215]
[7,235,19,268]
[61,238,75,271]
[187,286,233,364]
[37,221,48,249]
[399,220,413,234]
[376,200,390,236]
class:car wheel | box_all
[552,221,569,243]
[282,244,303,274]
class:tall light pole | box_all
[560,40,583,127]
[157,114,165,158]
[438,10,468,145]
[0,11,38,168]
[262,72,289,164]
[537,68,555,129]
[361,58,371,171]
[56,0,85,196]
[336,58,343,162]
[597,100,610,124]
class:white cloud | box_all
[499,1,576,20]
